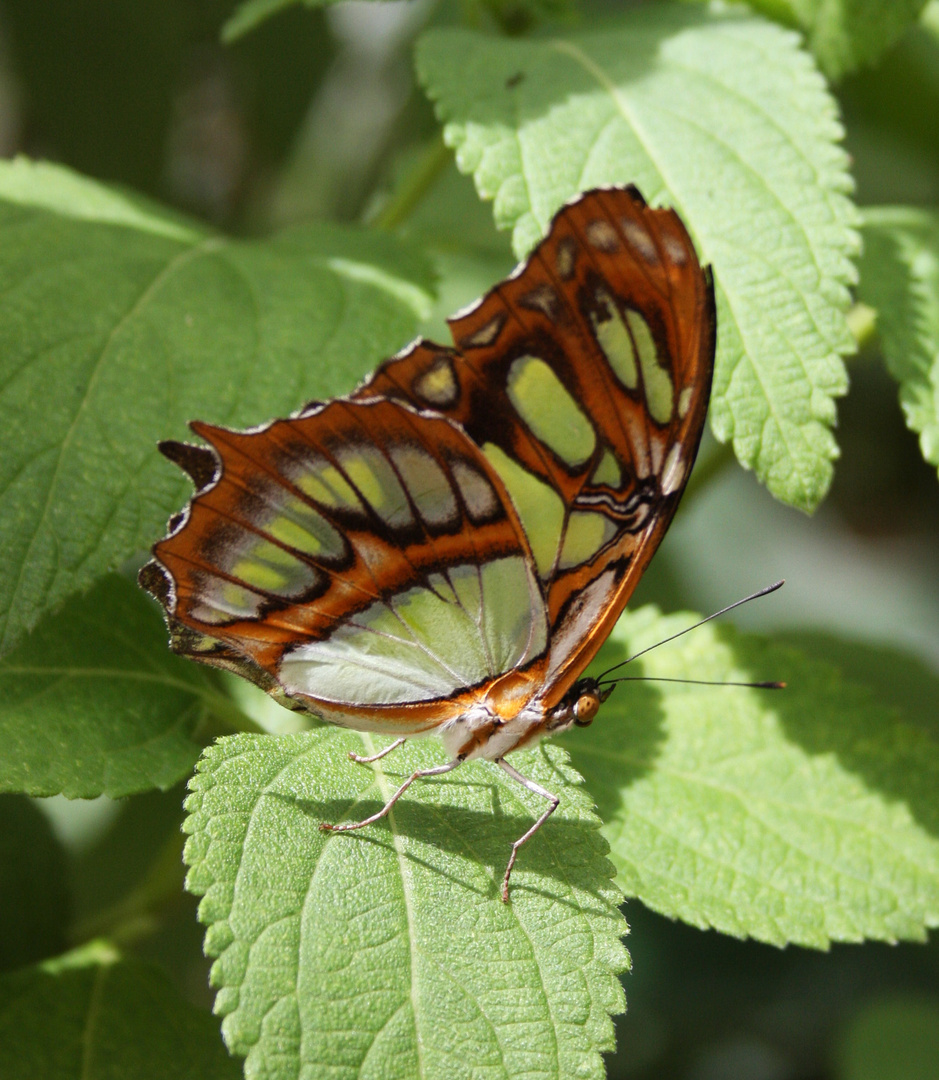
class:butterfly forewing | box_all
[357,187,715,706]
[147,397,551,732]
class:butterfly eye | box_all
[573,691,601,726]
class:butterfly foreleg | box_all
[497,758,560,903]
[320,755,465,835]
[348,736,407,765]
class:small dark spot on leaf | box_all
[506,72,524,89]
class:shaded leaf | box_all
[0,943,239,1080]
[743,0,929,79]
[858,207,939,475]
[559,608,939,948]
[834,994,939,1080]
[222,0,391,42]
[776,630,939,733]
[0,575,217,798]
[416,5,860,511]
[0,159,435,656]
[0,795,69,972]
[184,730,627,1079]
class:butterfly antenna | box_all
[597,580,785,683]
[600,675,786,690]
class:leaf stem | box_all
[372,137,452,232]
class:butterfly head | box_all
[569,678,615,727]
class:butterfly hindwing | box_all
[356,187,716,705]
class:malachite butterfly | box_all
[140,186,716,900]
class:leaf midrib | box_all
[362,732,427,1080]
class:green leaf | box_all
[416,5,860,512]
[558,608,939,949]
[0,574,217,798]
[0,157,200,240]
[184,730,628,1079]
[741,0,930,79]
[858,207,939,476]
[0,942,239,1080]
[0,795,69,972]
[776,631,939,731]
[0,159,435,657]
[834,995,939,1080]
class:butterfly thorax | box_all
[438,673,613,761]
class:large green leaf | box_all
[184,730,628,1079]
[742,0,930,79]
[559,608,939,949]
[858,207,939,476]
[0,943,239,1080]
[0,574,220,798]
[0,159,435,657]
[416,5,860,512]
[776,631,939,730]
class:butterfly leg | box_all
[320,756,465,834]
[497,758,560,903]
[348,736,407,765]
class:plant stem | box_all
[373,137,452,232]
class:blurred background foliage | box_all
[0,1,936,1077]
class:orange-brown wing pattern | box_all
[355,187,716,706]
[141,397,551,732]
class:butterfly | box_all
[140,186,716,901]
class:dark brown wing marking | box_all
[355,187,715,705]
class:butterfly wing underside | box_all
[142,396,551,732]
[141,186,715,727]
[356,186,716,708]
